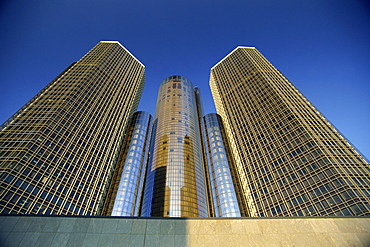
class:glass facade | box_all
[141,75,209,217]
[1,42,369,219]
[202,113,243,217]
[210,46,370,217]
[0,41,145,215]
[102,111,153,216]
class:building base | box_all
[0,215,369,246]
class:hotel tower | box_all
[210,46,370,217]
[0,41,145,215]
[140,76,209,217]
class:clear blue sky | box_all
[0,0,369,158]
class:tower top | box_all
[100,41,145,67]
[211,46,256,70]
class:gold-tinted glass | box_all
[0,42,145,215]
[210,47,370,217]
[141,75,208,217]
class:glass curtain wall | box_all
[210,46,370,217]
[103,111,152,216]
[141,75,208,217]
[0,41,145,215]
[202,113,244,217]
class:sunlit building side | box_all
[210,47,370,217]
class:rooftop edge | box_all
[211,46,256,70]
[100,41,145,68]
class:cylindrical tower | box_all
[103,111,153,216]
[202,113,247,217]
[141,75,208,217]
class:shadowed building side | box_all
[150,134,170,217]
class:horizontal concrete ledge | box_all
[1,216,369,247]
[1,214,369,219]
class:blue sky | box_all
[0,0,369,158]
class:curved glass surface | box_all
[110,111,153,216]
[141,75,208,217]
[202,113,241,217]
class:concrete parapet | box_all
[0,216,369,246]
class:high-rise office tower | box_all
[210,47,370,217]
[141,75,209,217]
[0,41,145,215]
[103,111,153,216]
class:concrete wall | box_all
[0,216,369,247]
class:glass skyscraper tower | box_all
[1,42,369,218]
[0,41,145,215]
[141,75,209,217]
[210,46,370,217]
[102,111,153,216]
[202,113,247,217]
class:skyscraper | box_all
[202,113,248,217]
[210,46,370,217]
[0,41,145,215]
[102,111,153,216]
[1,42,369,219]
[141,75,209,217]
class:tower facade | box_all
[202,113,247,217]
[141,75,208,217]
[0,41,145,215]
[210,47,370,217]
[103,111,153,216]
